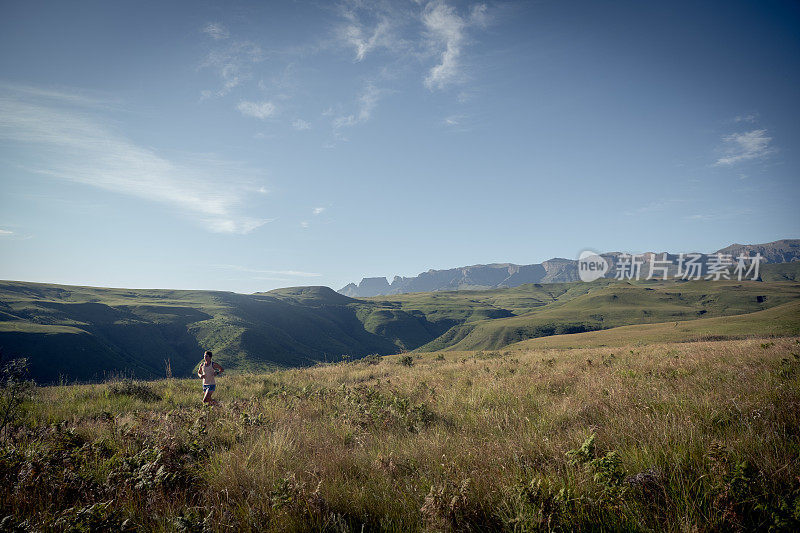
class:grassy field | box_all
[2,336,800,531]
[506,299,800,350]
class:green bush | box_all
[107,379,161,402]
[360,353,382,365]
[0,355,35,441]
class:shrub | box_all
[591,450,625,488]
[398,355,414,367]
[567,434,626,488]
[170,507,211,533]
[421,478,475,530]
[566,433,596,465]
[360,353,382,365]
[500,478,566,530]
[53,500,132,532]
[108,379,161,402]
[0,353,35,441]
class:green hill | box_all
[416,278,800,351]
[2,265,799,383]
[0,282,424,382]
[760,260,800,282]
[362,265,800,352]
[504,299,800,349]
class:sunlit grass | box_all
[3,337,800,531]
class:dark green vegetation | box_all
[508,299,800,349]
[761,260,800,282]
[0,283,409,382]
[1,261,799,383]
[2,338,800,531]
[394,276,800,352]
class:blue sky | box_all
[1,0,798,293]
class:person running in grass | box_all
[197,350,224,405]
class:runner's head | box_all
[204,350,213,363]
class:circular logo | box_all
[577,250,609,282]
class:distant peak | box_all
[337,238,800,297]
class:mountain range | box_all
[338,239,800,297]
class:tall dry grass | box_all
[2,337,799,531]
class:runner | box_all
[197,350,224,405]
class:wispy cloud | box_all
[332,83,382,137]
[199,40,264,98]
[336,0,409,62]
[0,229,13,236]
[684,208,754,221]
[202,22,230,41]
[624,198,686,216]
[443,114,464,126]
[714,129,776,166]
[422,1,487,90]
[237,100,276,119]
[733,113,758,124]
[0,82,121,110]
[292,119,311,130]
[312,207,325,215]
[0,86,271,234]
[333,1,489,92]
[212,264,321,277]
[341,18,393,62]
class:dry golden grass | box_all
[4,337,800,531]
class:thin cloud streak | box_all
[0,82,122,110]
[423,1,487,90]
[292,119,312,130]
[212,264,321,277]
[199,40,264,98]
[0,88,270,234]
[336,0,410,62]
[331,83,382,139]
[203,22,230,40]
[733,113,758,123]
[715,129,776,166]
[237,100,276,119]
[342,18,392,61]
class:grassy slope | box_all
[406,278,800,351]
[366,281,574,316]
[8,337,800,531]
[760,260,800,282]
[506,298,800,349]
